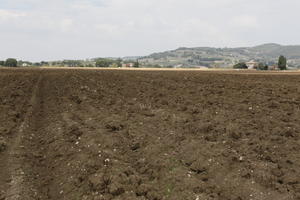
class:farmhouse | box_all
[194,66,209,69]
[122,63,134,68]
[246,60,258,69]
[268,65,280,70]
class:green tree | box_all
[278,55,287,70]
[95,59,113,67]
[0,61,5,66]
[233,62,248,69]
[133,60,139,68]
[257,63,268,70]
[41,61,49,66]
[5,58,18,67]
[111,63,119,68]
[33,62,42,66]
[116,58,122,67]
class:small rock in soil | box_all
[130,142,140,151]
[0,137,7,152]
[109,183,125,196]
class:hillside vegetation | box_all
[139,43,300,68]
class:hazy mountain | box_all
[139,43,300,68]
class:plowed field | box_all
[0,68,299,200]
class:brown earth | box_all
[0,68,299,200]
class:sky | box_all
[0,0,300,61]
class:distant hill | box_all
[139,43,300,68]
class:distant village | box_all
[233,55,287,70]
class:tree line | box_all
[0,58,47,67]
[0,58,18,67]
[0,58,140,68]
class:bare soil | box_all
[0,68,299,200]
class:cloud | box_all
[231,15,259,28]
[60,19,74,32]
[0,0,299,61]
[0,9,26,20]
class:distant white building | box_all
[122,63,134,68]
[194,66,209,69]
[246,60,258,69]
[174,64,183,68]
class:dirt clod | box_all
[0,137,7,152]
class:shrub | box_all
[233,62,248,69]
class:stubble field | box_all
[0,68,299,200]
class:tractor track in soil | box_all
[1,71,42,200]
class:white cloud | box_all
[231,15,259,28]
[60,19,73,32]
[0,9,26,20]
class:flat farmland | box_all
[0,68,299,200]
